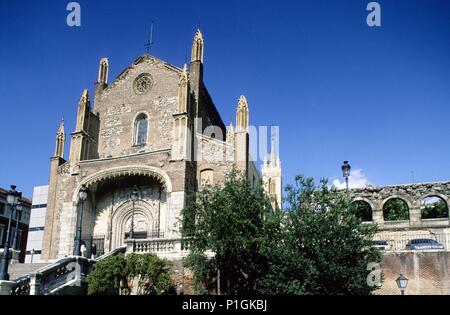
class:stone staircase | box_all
[8,263,49,280]
[0,245,128,295]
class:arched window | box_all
[135,114,148,145]
[268,178,275,195]
[351,200,373,222]
[383,198,410,221]
[421,196,449,219]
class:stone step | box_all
[8,263,49,280]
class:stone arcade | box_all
[40,29,283,262]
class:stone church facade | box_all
[41,30,282,262]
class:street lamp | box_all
[396,274,409,295]
[12,202,23,251]
[130,186,139,240]
[0,185,21,281]
[30,249,35,264]
[342,161,351,212]
[342,161,351,193]
[74,185,88,256]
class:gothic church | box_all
[41,30,282,261]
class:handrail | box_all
[9,246,127,295]
[11,275,31,296]
[94,245,126,262]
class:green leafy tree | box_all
[421,198,449,219]
[351,201,373,222]
[86,253,175,295]
[181,169,273,295]
[383,199,410,221]
[257,176,382,295]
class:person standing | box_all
[80,241,87,258]
[90,242,97,260]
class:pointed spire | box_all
[76,89,91,132]
[178,64,190,113]
[270,126,277,160]
[97,58,109,84]
[58,118,65,135]
[236,95,249,132]
[54,118,66,159]
[179,63,188,84]
[79,89,90,107]
[191,29,204,63]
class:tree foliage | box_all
[181,171,382,295]
[181,169,273,295]
[351,200,373,222]
[383,199,410,221]
[421,198,449,219]
[86,253,175,295]
[258,176,381,295]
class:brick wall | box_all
[377,251,450,295]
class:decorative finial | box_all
[191,29,204,63]
[80,89,90,104]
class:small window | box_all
[0,203,5,215]
[0,224,5,247]
[135,114,148,145]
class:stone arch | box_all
[420,194,449,220]
[72,165,173,203]
[111,199,158,249]
[350,198,373,222]
[382,196,411,222]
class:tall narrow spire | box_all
[178,64,189,113]
[191,29,204,63]
[97,58,109,84]
[236,95,249,132]
[54,118,66,159]
[180,63,189,84]
[75,89,91,132]
[270,126,279,161]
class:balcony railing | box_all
[374,232,450,251]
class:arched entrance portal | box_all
[73,167,171,256]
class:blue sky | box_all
[0,0,449,198]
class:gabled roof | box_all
[110,54,183,87]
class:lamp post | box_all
[342,161,351,212]
[0,185,21,281]
[130,186,139,240]
[74,185,88,256]
[396,274,409,295]
[12,202,23,251]
[30,249,35,264]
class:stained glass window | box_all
[136,115,148,145]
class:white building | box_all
[25,186,49,263]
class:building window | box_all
[0,203,5,215]
[135,114,148,145]
[0,224,4,247]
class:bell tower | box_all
[262,128,282,209]
[234,95,250,175]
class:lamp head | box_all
[396,274,408,290]
[342,161,351,178]
[7,185,20,206]
[78,185,88,202]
